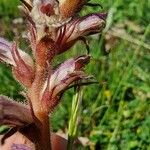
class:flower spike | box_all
[0,0,106,149]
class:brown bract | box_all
[59,0,86,18]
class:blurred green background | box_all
[0,0,150,149]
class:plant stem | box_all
[28,67,52,150]
[37,112,51,150]
[67,87,83,150]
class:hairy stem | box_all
[27,34,60,149]
[28,67,51,150]
[27,37,54,150]
[36,112,51,150]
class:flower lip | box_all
[94,12,107,21]
[74,55,90,70]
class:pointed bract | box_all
[11,42,35,87]
[0,38,35,87]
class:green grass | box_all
[0,0,150,149]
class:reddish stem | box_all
[36,112,51,150]
[27,38,53,149]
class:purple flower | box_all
[41,55,90,111]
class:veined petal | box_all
[0,96,33,127]
[55,13,106,54]
[69,13,107,40]
[0,38,35,87]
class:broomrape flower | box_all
[0,0,106,149]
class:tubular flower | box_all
[0,0,106,149]
[41,55,90,111]
[55,13,106,54]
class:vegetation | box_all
[0,0,150,149]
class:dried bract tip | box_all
[59,0,86,18]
